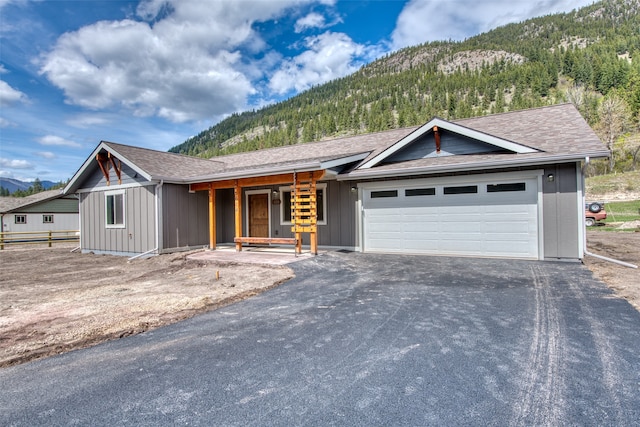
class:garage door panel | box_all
[363,176,539,259]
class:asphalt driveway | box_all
[1,252,639,426]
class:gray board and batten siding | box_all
[77,161,156,256]
[79,186,156,256]
[542,162,581,259]
[161,184,210,251]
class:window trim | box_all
[486,182,526,193]
[14,214,27,224]
[405,187,436,197]
[279,183,327,226]
[43,214,54,224]
[443,185,478,195]
[370,190,399,199]
[105,190,126,229]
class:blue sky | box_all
[0,0,594,183]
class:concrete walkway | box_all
[187,244,320,265]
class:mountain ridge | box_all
[170,0,640,172]
[0,178,59,195]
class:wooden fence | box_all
[0,230,79,250]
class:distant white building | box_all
[0,189,79,233]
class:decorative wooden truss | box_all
[96,152,122,186]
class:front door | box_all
[248,193,269,237]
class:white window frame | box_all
[105,190,126,229]
[279,183,327,226]
[43,214,54,224]
[15,214,26,224]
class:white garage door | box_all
[362,175,540,259]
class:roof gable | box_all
[0,189,70,213]
[359,117,538,169]
[64,141,224,193]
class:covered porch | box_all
[190,170,325,255]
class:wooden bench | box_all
[233,237,297,245]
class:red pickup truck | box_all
[585,202,607,227]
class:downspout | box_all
[154,179,163,255]
[582,157,638,269]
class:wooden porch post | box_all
[234,180,242,251]
[310,173,318,255]
[208,183,216,250]
[293,172,302,254]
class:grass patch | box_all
[586,170,640,195]
[589,199,640,232]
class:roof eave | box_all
[338,151,610,181]
[155,153,372,184]
[158,161,322,184]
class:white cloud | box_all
[38,0,317,123]
[0,79,27,106]
[0,157,33,169]
[391,0,596,50]
[269,32,368,95]
[295,13,327,33]
[0,117,16,127]
[35,151,57,159]
[37,135,82,148]
[66,114,111,128]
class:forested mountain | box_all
[170,0,640,173]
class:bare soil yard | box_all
[0,246,292,367]
[1,232,639,368]
[584,231,640,310]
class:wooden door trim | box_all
[245,189,271,238]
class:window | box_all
[280,184,326,225]
[487,183,526,192]
[370,190,398,198]
[15,215,26,224]
[444,185,478,195]
[105,191,125,228]
[405,188,436,197]
[43,215,54,224]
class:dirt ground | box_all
[0,245,293,368]
[1,232,639,368]
[583,231,640,311]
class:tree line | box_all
[0,178,67,198]
[165,0,638,174]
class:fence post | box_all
[48,231,52,248]
[0,232,3,250]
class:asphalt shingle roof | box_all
[0,189,64,213]
[68,103,607,191]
